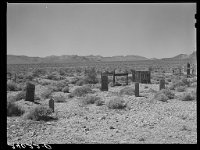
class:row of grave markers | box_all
[23,78,166,112]
[100,63,195,91]
[8,62,195,112]
[22,82,54,112]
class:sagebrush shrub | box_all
[69,77,80,84]
[7,80,19,91]
[119,87,135,96]
[32,68,47,77]
[84,67,98,84]
[47,72,61,80]
[41,88,53,99]
[190,82,197,87]
[8,91,26,102]
[179,92,196,101]
[72,85,94,97]
[161,89,175,99]
[23,105,53,121]
[175,86,186,92]
[170,78,190,90]
[181,78,190,87]
[62,86,70,93]
[53,95,66,103]
[59,68,66,76]
[82,95,101,105]
[52,80,68,92]
[26,72,34,81]
[7,101,24,116]
[148,88,157,93]
[154,93,168,102]
[95,99,105,106]
[107,97,126,109]
[154,89,175,101]
[75,78,86,86]
[109,82,115,87]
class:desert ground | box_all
[7,66,197,144]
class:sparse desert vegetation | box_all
[7,62,197,144]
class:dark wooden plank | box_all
[114,73,128,76]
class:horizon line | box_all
[7,51,196,59]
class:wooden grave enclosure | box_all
[131,70,151,84]
[101,70,129,86]
[171,63,196,77]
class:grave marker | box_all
[101,73,108,91]
[187,63,190,78]
[25,82,35,102]
[49,98,54,112]
[135,82,139,97]
[159,79,165,90]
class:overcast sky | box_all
[7,3,196,59]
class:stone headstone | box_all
[159,79,165,90]
[135,82,139,97]
[101,74,108,91]
[49,98,54,112]
[25,82,35,102]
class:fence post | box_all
[135,82,139,97]
[126,73,128,85]
[14,74,17,83]
[187,63,190,78]
[132,70,135,82]
[113,70,115,86]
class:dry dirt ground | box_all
[7,83,197,144]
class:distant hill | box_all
[7,54,148,64]
[7,51,196,64]
[7,55,42,64]
[161,51,196,62]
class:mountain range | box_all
[7,51,196,64]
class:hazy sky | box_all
[7,3,196,58]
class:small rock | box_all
[110,126,115,129]
[139,137,145,141]
[101,116,106,120]
[85,128,89,132]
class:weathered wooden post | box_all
[126,73,128,85]
[135,82,139,97]
[159,79,165,90]
[179,67,182,76]
[14,74,17,83]
[25,82,35,102]
[187,63,190,78]
[148,71,151,84]
[192,64,196,76]
[113,70,115,86]
[49,98,54,112]
[132,70,135,82]
[101,73,108,91]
